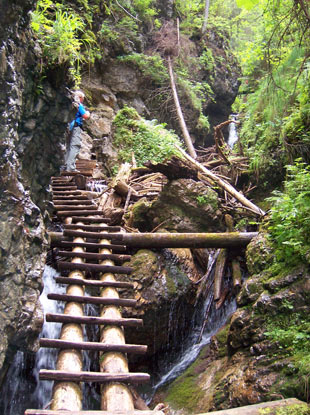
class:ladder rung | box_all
[47,293,137,307]
[57,261,132,274]
[56,251,131,263]
[63,230,122,240]
[40,338,147,354]
[55,276,133,288]
[52,241,127,252]
[57,210,105,217]
[53,200,93,206]
[71,217,111,223]
[39,369,150,383]
[64,224,121,232]
[26,410,163,415]
[46,313,143,327]
[54,205,98,211]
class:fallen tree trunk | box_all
[176,145,265,216]
[49,231,257,248]
[168,56,197,159]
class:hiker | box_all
[65,90,90,172]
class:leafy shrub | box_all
[112,106,183,167]
[267,160,310,267]
[117,53,168,84]
[31,0,97,85]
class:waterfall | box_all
[227,114,239,149]
[0,265,65,414]
[32,265,65,408]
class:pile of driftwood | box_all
[91,123,264,227]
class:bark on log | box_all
[176,145,265,216]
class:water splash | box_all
[147,286,237,402]
[227,114,239,149]
[32,265,65,408]
[87,180,107,193]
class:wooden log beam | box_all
[49,231,257,248]
[55,276,133,288]
[40,339,147,354]
[56,251,131,263]
[47,293,137,307]
[57,261,132,274]
[46,313,143,327]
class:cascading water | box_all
[227,114,239,149]
[146,250,237,403]
[0,265,65,415]
[87,180,108,193]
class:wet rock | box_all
[246,232,274,275]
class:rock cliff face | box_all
[0,0,71,383]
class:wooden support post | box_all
[51,238,85,411]
[98,229,135,412]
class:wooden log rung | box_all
[40,339,146,353]
[47,293,137,307]
[55,276,133,288]
[52,186,78,191]
[64,224,121,232]
[26,409,164,415]
[52,241,127,252]
[46,313,143,327]
[56,251,131,263]
[63,230,123,240]
[55,205,98,211]
[57,261,132,274]
[61,171,93,177]
[71,217,111,223]
[57,210,105,217]
[53,200,93,206]
[52,195,89,201]
[39,369,150,383]
[53,190,82,195]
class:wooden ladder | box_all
[26,164,157,415]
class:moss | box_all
[215,324,230,358]
[166,372,204,412]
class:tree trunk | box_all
[202,0,210,34]
[167,56,197,159]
